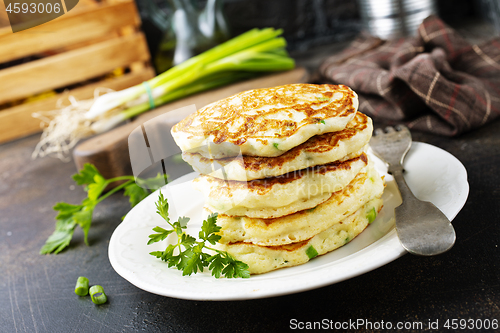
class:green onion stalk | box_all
[86,28,295,133]
[32,28,294,160]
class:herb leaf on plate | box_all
[148,192,250,278]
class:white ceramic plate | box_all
[109,142,469,301]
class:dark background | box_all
[136,0,500,73]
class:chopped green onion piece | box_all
[89,285,107,305]
[320,120,326,124]
[306,245,318,259]
[74,276,89,296]
[273,143,279,149]
[367,207,377,224]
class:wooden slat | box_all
[0,0,9,28]
[77,0,100,8]
[0,0,140,64]
[0,68,155,143]
[0,32,150,105]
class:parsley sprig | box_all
[40,163,167,254]
[148,192,250,278]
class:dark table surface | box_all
[2,32,500,332]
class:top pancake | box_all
[171,84,358,159]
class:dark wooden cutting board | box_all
[72,67,309,181]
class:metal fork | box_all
[370,125,456,256]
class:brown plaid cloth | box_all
[319,15,500,136]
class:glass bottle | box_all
[153,0,230,73]
[198,0,230,45]
[170,0,213,66]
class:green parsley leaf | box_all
[164,244,181,267]
[41,164,168,254]
[148,192,250,278]
[39,217,77,254]
[147,226,174,245]
[208,254,225,278]
[72,205,94,246]
[72,163,101,186]
[53,202,84,220]
[149,251,165,258]
[199,213,221,245]
[124,182,149,208]
[136,173,168,190]
[181,242,206,276]
[221,253,250,279]
[180,233,197,247]
[87,174,107,202]
[39,229,75,255]
[155,191,170,224]
[40,203,82,254]
[177,216,190,228]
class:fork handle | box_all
[390,166,416,202]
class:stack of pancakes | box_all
[171,84,384,274]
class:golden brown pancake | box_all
[211,162,384,246]
[193,153,369,218]
[214,197,384,274]
[183,112,372,181]
[171,84,358,159]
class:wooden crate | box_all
[0,0,155,143]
